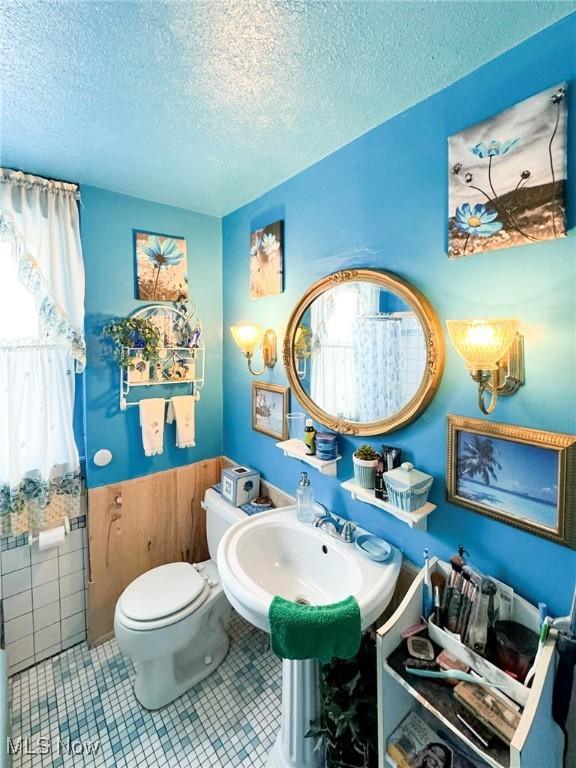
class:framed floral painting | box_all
[448,83,567,258]
[250,220,283,298]
[134,230,188,301]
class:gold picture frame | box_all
[252,382,289,440]
[447,415,576,548]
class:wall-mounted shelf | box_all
[340,478,435,531]
[118,305,205,411]
[275,439,341,477]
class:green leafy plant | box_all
[354,445,379,462]
[294,324,313,359]
[307,632,378,768]
[103,317,162,368]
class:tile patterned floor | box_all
[9,613,282,767]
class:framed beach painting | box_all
[447,416,576,548]
[134,230,188,301]
[250,221,284,298]
[252,382,289,440]
[448,83,567,258]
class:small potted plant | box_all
[353,444,379,489]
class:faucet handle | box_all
[340,521,356,543]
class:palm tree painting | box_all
[135,230,188,301]
[448,83,567,258]
[455,431,560,531]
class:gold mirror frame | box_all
[283,269,445,435]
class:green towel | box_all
[269,595,361,662]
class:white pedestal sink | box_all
[217,506,402,768]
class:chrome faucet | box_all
[313,504,356,543]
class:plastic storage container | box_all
[383,462,433,512]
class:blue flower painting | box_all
[250,220,284,298]
[135,230,188,301]
[448,83,567,258]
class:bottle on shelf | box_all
[304,418,316,456]
[296,471,315,524]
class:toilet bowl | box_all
[114,489,246,710]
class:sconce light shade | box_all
[446,318,523,415]
[230,324,263,355]
[446,319,518,370]
[230,323,276,376]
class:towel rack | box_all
[120,390,201,411]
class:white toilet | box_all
[114,488,246,710]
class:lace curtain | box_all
[311,283,380,421]
[0,169,85,536]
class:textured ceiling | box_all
[1,1,574,216]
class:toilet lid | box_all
[119,562,206,622]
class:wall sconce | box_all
[446,318,524,414]
[230,323,277,376]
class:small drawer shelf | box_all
[340,478,435,531]
[275,439,341,477]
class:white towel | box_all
[139,398,166,457]
[167,395,196,449]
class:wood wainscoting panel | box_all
[87,457,222,646]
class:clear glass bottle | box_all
[296,471,315,523]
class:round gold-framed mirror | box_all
[283,269,445,435]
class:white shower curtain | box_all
[0,169,85,535]
[352,317,402,421]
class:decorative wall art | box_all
[448,83,567,258]
[447,415,576,548]
[250,220,284,298]
[252,382,289,440]
[134,230,188,301]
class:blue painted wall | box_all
[81,186,222,488]
[222,15,576,617]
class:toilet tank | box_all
[204,488,247,560]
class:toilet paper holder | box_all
[29,516,71,547]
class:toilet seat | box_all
[116,561,218,632]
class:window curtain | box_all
[311,283,380,421]
[0,169,85,536]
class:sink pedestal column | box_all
[267,658,322,768]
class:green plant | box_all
[103,317,162,368]
[308,632,378,768]
[354,445,378,462]
[294,324,312,359]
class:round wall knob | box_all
[93,449,113,467]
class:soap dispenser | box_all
[296,471,315,524]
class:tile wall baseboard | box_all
[0,499,88,676]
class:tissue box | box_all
[383,462,433,512]
[221,465,260,507]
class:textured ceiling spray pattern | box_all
[1,1,574,214]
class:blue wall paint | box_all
[222,16,576,617]
[81,186,223,488]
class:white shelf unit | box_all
[376,558,564,768]
[340,478,435,531]
[275,439,342,477]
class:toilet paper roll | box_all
[38,525,67,552]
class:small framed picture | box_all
[250,220,283,298]
[134,230,188,302]
[447,415,576,548]
[252,382,289,440]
